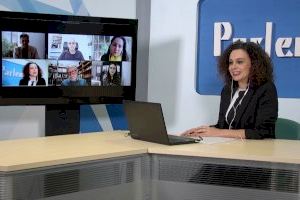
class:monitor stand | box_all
[45,104,80,136]
[44,104,80,196]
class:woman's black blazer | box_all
[19,78,46,86]
[215,81,278,139]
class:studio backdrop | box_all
[196,0,300,98]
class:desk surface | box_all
[1,132,300,172]
[0,132,163,172]
[149,138,300,164]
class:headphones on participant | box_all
[225,79,249,129]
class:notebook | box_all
[123,101,200,145]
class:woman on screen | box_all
[182,41,278,139]
[19,62,46,86]
[101,36,129,61]
[101,62,121,86]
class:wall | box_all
[1,0,299,140]
[147,0,300,134]
[0,0,138,140]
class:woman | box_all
[183,41,278,139]
[101,36,129,61]
[19,62,46,86]
[101,62,121,86]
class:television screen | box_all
[0,11,137,105]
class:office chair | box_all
[275,118,300,140]
[273,118,300,192]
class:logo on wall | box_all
[196,0,300,98]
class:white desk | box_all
[1,132,299,200]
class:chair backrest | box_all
[275,118,300,140]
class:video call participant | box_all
[61,65,87,86]
[14,33,39,59]
[58,38,84,60]
[182,41,278,139]
[101,36,129,61]
[101,62,121,86]
[19,62,46,86]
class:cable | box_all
[225,81,250,129]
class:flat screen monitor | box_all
[0,11,137,105]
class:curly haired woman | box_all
[182,41,278,139]
[19,62,46,86]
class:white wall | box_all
[83,0,136,18]
[0,0,137,140]
[147,0,300,134]
[0,106,45,140]
[1,0,300,140]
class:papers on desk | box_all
[199,137,238,144]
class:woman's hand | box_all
[102,73,107,81]
[181,126,246,139]
[181,126,220,137]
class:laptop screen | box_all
[123,101,170,144]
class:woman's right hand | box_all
[102,73,107,80]
[181,127,202,137]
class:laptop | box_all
[123,100,201,145]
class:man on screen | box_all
[61,65,87,86]
[14,33,39,59]
[58,38,84,60]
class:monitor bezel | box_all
[0,11,137,105]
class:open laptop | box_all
[123,100,201,145]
